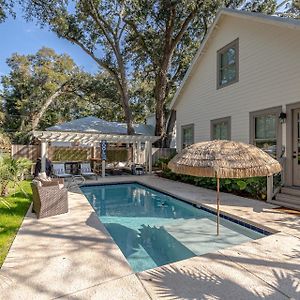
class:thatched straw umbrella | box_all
[168,140,281,235]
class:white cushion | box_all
[32,179,42,187]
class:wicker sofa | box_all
[31,178,68,219]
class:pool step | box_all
[268,187,300,211]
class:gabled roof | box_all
[170,8,300,109]
[47,116,155,136]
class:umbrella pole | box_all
[217,177,220,236]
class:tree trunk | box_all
[154,52,172,145]
[164,109,176,147]
[115,43,135,135]
[31,86,64,131]
[121,89,134,135]
[1,181,9,197]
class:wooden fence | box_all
[11,144,40,161]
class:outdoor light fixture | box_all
[279,112,287,124]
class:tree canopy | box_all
[23,0,135,134]
[22,0,282,145]
[0,47,126,143]
[2,1,297,145]
[0,0,14,22]
[121,0,278,145]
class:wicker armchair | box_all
[31,178,68,219]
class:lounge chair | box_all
[31,178,68,218]
[106,162,120,175]
[52,163,72,178]
[80,162,98,179]
[131,164,145,175]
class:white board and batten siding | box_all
[174,14,300,151]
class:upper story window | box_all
[217,39,239,89]
[211,117,231,140]
[181,124,194,149]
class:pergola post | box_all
[137,141,141,164]
[102,160,106,178]
[267,175,274,202]
[41,140,47,175]
[145,141,149,172]
[148,141,152,174]
[132,142,136,164]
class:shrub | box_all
[160,168,267,200]
[0,155,32,197]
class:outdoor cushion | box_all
[55,168,64,174]
[117,162,127,168]
[32,179,42,187]
[81,163,92,172]
[82,172,95,176]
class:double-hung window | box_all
[250,107,282,158]
[217,39,239,89]
[211,117,231,140]
[181,124,194,149]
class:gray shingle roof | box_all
[46,116,155,136]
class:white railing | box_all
[267,157,286,202]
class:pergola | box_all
[32,130,161,176]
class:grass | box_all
[0,181,32,267]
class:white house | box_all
[170,8,300,209]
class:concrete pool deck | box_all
[0,175,299,299]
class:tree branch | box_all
[65,34,122,89]
[171,8,199,52]
[124,18,156,62]
[85,0,117,53]
[165,2,176,50]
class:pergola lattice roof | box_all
[33,130,160,144]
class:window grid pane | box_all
[218,40,238,88]
[254,114,277,158]
[212,121,229,140]
[182,126,194,148]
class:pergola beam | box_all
[32,130,160,144]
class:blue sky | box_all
[0,4,98,77]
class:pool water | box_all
[81,183,265,273]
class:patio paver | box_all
[0,175,299,299]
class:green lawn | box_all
[0,181,32,267]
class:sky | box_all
[0,4,98,78]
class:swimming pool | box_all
[81,183,267,273]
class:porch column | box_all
[148,141,152,174]
[41,140,47,175]
[281,104,287,157]
[281,105,287,186]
